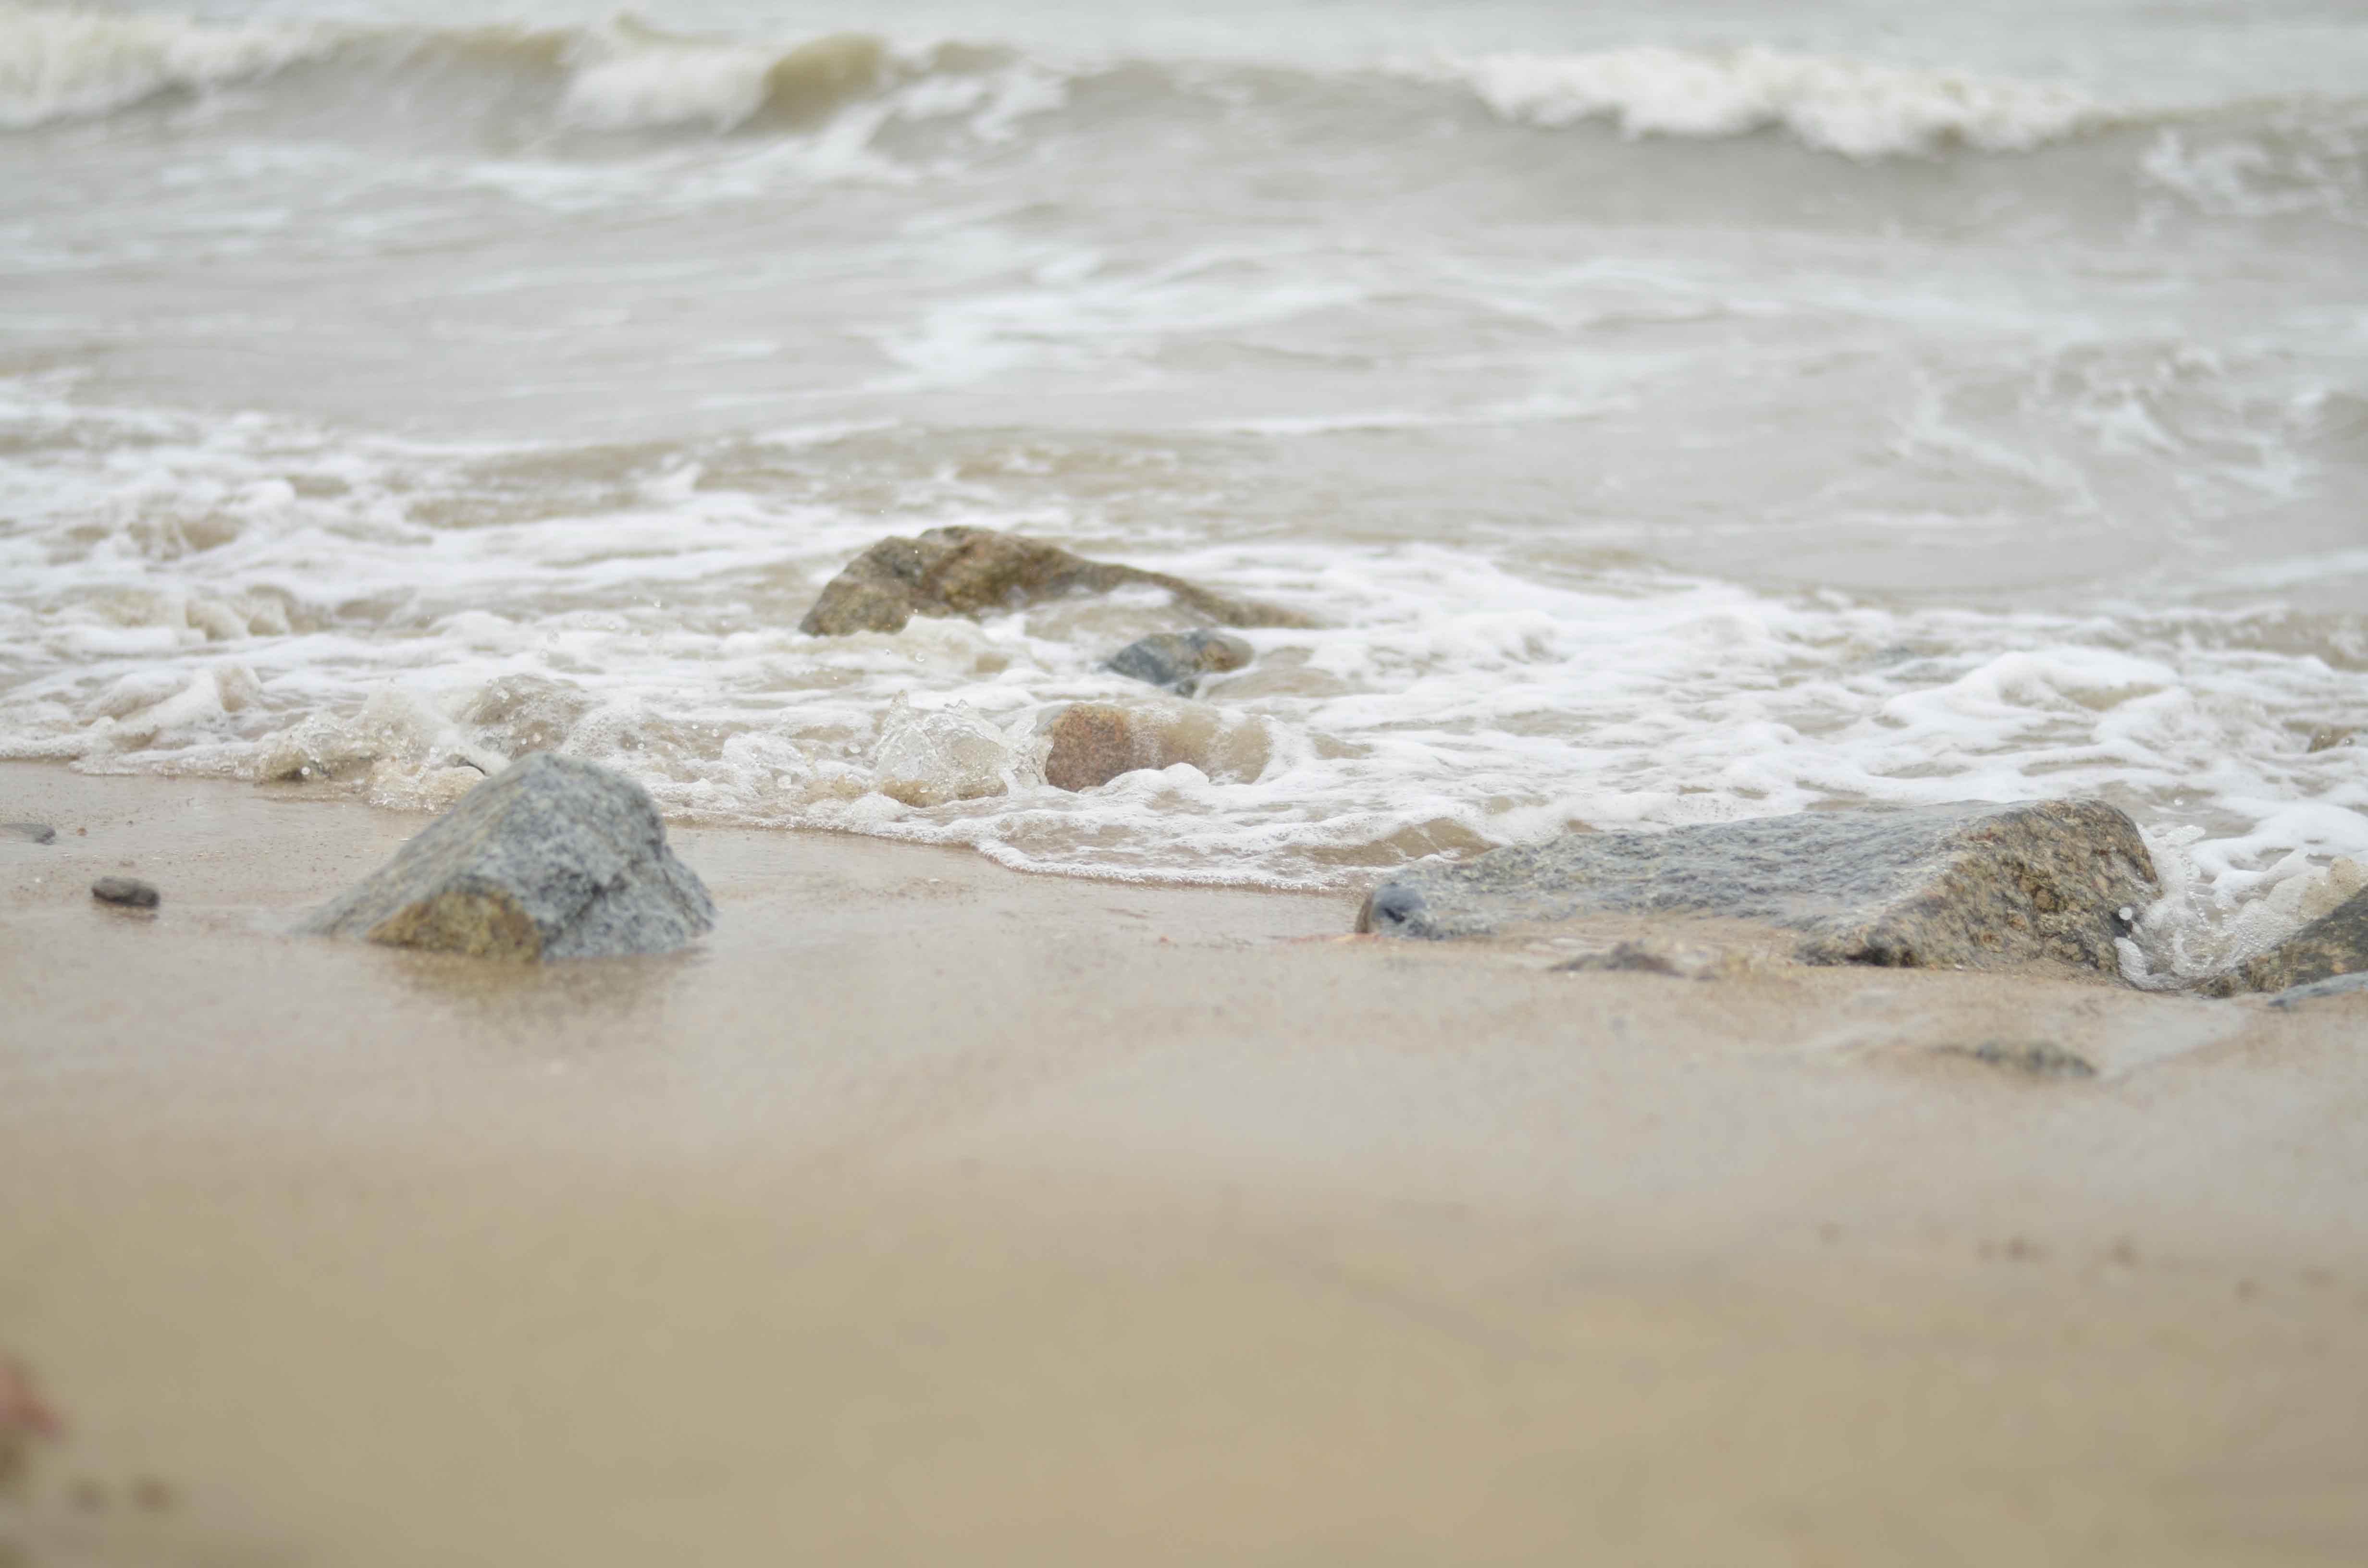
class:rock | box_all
[800,526,1310,636]
[90,876,160,909]
[298,753,713,961]
[1042,703,1189,792]
[461,674,594,756]
[2306,727,2355,754]
[2262,969,2368,1009]
[874,704,1012,807]
[1105,629,1254,694]
[1356,800,2156,977]
[2,822,56,844]
[2205,887,2368,997]
[1935,1040,2097,1079]
[1038,700,1272,792]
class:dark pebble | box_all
[91,876,160,909]
[1,822,56,845]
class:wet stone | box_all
[1042,703,1186,792]
[90,876,160,909]
[1357,799,2157,978]
[1,822,56,845]
[2207,886,2368,997]
[800,526,1311,637]
[298,753,713,961]
[1105,630,1254,694]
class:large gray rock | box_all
[2205,888,2368,997]
[299,754,714,961]
[800,526,1311,636]
[1357,800,2157,977]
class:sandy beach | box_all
[3,760,2365,1565]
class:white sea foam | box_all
[0,2,329,128]
[2,377,2363,988]
[1424,46,2101,158]
[559,30,780,133]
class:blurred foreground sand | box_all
[2,763,2365,1565]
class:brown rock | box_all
[801,527,1311,636]
[1042,704,1185,792]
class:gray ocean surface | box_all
[2,0,2364,980]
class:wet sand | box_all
[2,761,2366,1565]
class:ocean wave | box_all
[0,1,331,129]
[1417,46,2101,159]
[0,2,2290,159]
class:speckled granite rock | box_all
[2205,888,2368,997]
[299,754,713,961]
[1105,630,1254,693]
[800,527,1310,636]
[1357,800,2156,977]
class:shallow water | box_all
[2,0,2364,978]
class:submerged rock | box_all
[1357,800,2156,977]
[1105,630,1254,694]
[2,822,56,845]
[800,526,1310,636]
[298,753,713,961]
[1042,704,1187,792]
[90,876,160,909]
[873,704,1012,807]
[1039,700,1271,792]
[2204,887,2368,997]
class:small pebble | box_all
[1,822,55,845]
[131,1475,176,1513]
[91,876,160,909]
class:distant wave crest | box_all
[1421,47,2100,159]
[0,2,330,129]
[1,0,2350,176]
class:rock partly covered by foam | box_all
[1105,629,1255,694]
[299,754,713,961]
[1039,700,1272,793]
[800,526,1311,637]
[2203,888,2368,997]
[1357,800,2156,976]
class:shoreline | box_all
[4,761,2367,1563]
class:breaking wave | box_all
[1413,46,2100,159]
[6,0,2363,179]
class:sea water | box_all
[2,0,2363,981]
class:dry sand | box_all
[2,761,2366,1565]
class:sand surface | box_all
[2,762,2366,1565]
